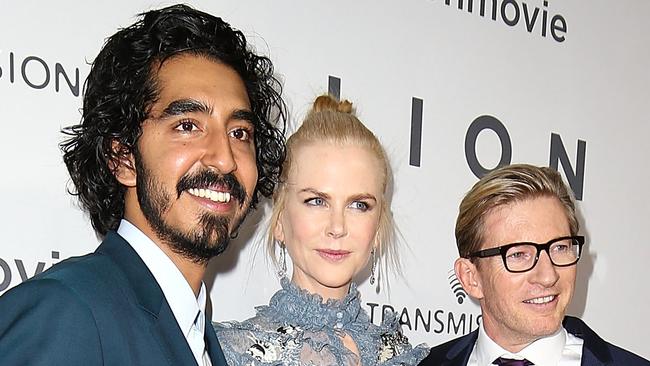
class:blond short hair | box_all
[455,164,579,258]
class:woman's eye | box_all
[305,197,325,206]
[350,201,369,211]
[175,120,197,132]
[230,128,253,141]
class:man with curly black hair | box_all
[0,4,286,365]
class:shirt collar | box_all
[475,321,566,366]
[117,219,206,338]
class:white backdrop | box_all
[1,0,648,359]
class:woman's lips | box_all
[316,249,351,262]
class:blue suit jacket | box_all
[0,231,228,366]
[419,316,649,366]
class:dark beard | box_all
[134,154,249,264]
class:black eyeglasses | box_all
[466,236,585,273]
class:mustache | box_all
[176,170,247,206]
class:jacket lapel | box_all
[97,231,198,366]
[151,303,198,366]
[563,316,611,366]
[205,321,228,366]
[445,330,477,365]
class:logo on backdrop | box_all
[0,50,84,97]
[328,75,587,201]
[449,269,468,305]
[431,0,567,43]
[366,269,480,336]
[366,300,481,336]
[0,251,62,293]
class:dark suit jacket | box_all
[0,231,227,366]
[420,316,649,366]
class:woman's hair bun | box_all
[312,94,353,114]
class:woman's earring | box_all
[278,241,287,278]
[370,248,377,285]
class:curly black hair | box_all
[60,4,286,236]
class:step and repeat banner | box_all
[1,0,648,358]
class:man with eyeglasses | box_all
[420,164,648,366]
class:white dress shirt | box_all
[118,219,212,366]
[468,321,583,366]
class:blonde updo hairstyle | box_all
[267,94,399,284]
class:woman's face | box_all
[275,142,384,300]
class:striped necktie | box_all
[492,357,534,366]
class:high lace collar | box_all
[256,278,367,331]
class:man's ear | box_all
[109,140,137,187]
[455,257,484,300]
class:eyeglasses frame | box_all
[465,235,585,273]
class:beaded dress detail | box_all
[214,278,429,366]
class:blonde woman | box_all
[214,95,429,365]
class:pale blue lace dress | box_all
[213,279,429,366]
